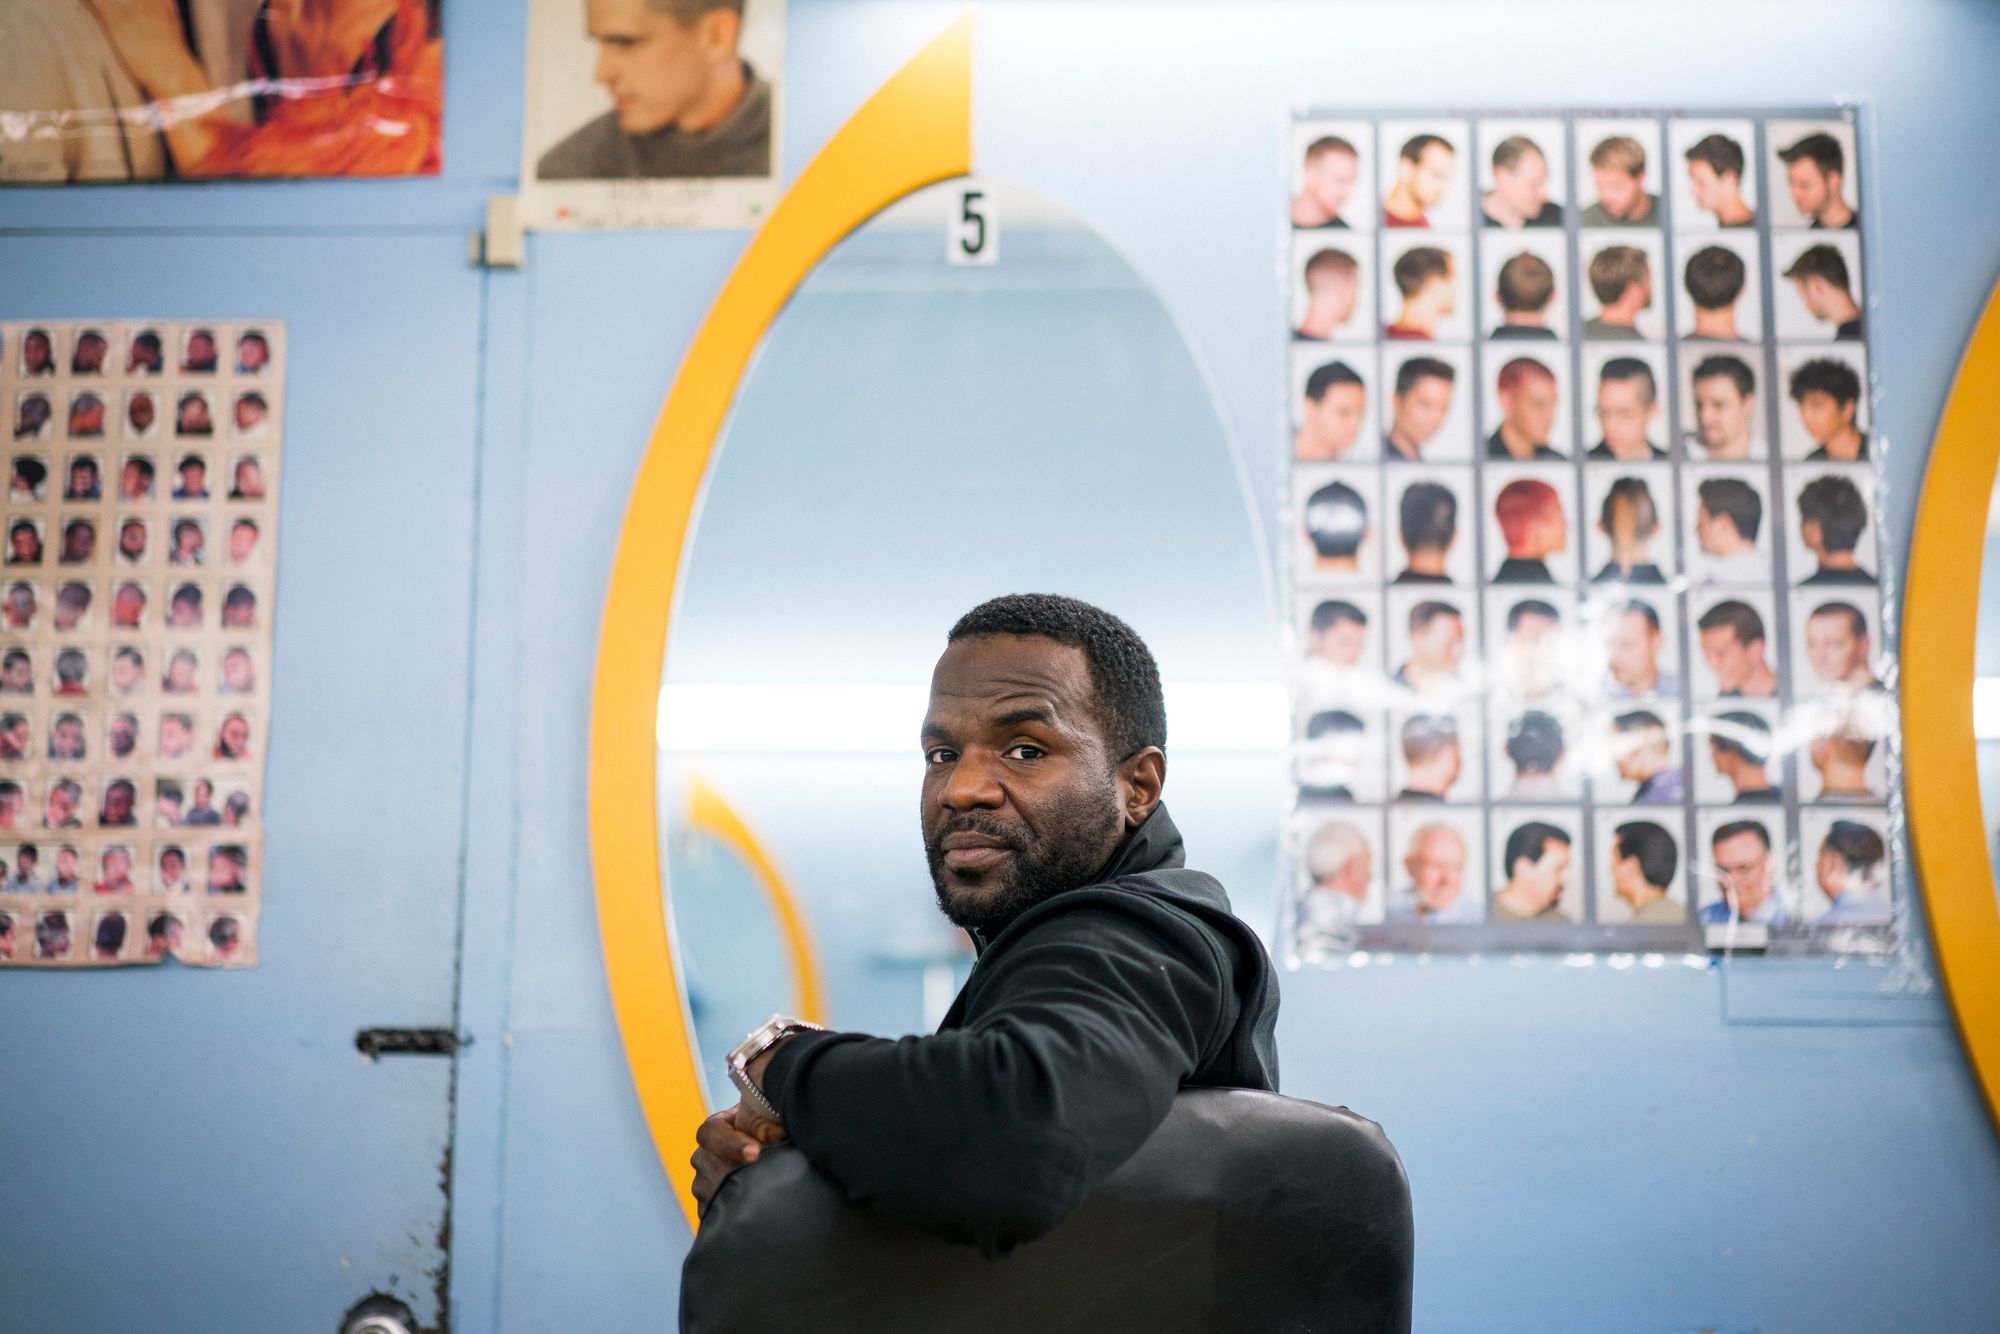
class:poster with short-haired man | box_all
[521,0,786,230]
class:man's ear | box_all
[697,8,742,59]
[1117,747,1167,827]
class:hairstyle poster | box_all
[0,1,442,184]
[519,0,785,230]
[2,321,281,968]
[1282,110,1896,961]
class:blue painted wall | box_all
[5,2,2000,1331]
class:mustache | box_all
[924,813,1026,856]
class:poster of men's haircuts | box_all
[519,0,785,230]
[1,321,280,968]
[1282,110,1896,961]
[0,1,441,184]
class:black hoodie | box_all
[760,805,1280,1255]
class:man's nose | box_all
[940,753,1004,810]
[593,45,616,87]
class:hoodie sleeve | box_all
[757,892,1235,1255]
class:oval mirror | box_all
[656,178,1279,1102]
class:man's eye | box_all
[1007,744,1045,760]
[924,747,956,765]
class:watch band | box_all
[726,1013,825,1124]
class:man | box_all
[159,714,195,762]
[1492,478,1566,582]
[1292,134,1360,228]
[4,844,40,894]
[0,912,13,960]
[1584,246,1652,340]
[68,393,106,438]
[1294,249,1361,341]
[35,912,72,961]
[174,453,209,498]
[1783,246,1863,341]
[47,845,81,894]
[53,582,91,632]
[688,596,1280,1249]
[1393,482,1456,585]
[182,331,218,374]
[1693,478,1764,581]
[1481,135,1562,228]
[1686,355,1760,460]
[1796,475,1875,585]
[1296,820,1373,939]
[1383,246,1455,339]
[209,916,243,962]
[117,517,148,563]
[1492,822,1574,924]
[235,393,269,437]
[0,712,28,761]
[1295,360,1366,460]
[1588,359,1665,462]
[93,913,128,962]
[48,713,86,761]
[20,329,54,376]
[170,519,205,566]
[1297,710,1368,801]
[215,714,253,762]
[1609,822,1686,924]
[6,520,41,565]
[228,519,261,565]
[1394,601,1465,697]
[59,518,96,566]
[538,0,772,181]
[1683,246,1747,341]
[1395,714,1461,802]
[1503,711,1567,800]
[1487,359,1562,460]
[9,456,45,501]
[126,392,158,439]
[1383,357,1455,460]
[1303,480,1369,576]
[225,582,257,628]
[52,650,87,697]
[72,330,108,375]
[65,455,101,500]
[1708,711,1781,803]
[1789,359,1869,462]
[98,776,135,828]
[176,395,213,438]
[1604,599,1678,699]
[1810,723,1881,804]
[1777,132,1857,229]
[168,584,203,628]
[163,650,199,695]
[238,331,272,374]
[157,847,188,894]
[1383,133,1455,227]
[1489,252,1558,339]
[1611,710,1683,803]
[184,779,223,827]
[107,713,137,760]
[0,780,21,829]
[1815,821,1889,925]
[1803,601,1880,691]
[1,582,29,630]
[209,847,248,894]
[1387,823,1479,924]
[1684,133,1756,227]
[119,454,154,499]
[1697,600,1778,697]
[221,648,257,695]
[128,331,163,375]
[1581,134,1657,226]
[146,913,186,962]
[1499,599,1561,697]
[1592,478,1665,584]
[44,778,82,829]
[1700,821,1787,924]
[1304,599,1368,678]
[96,846,135,895]
[156,783,185,829]
[0,650,30,694]
[14,393,52,440]
[112,583,147,630]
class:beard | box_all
[925,786,1125,938]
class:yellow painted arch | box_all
[684,775,829,1024]
[1905,276,2000,1136]
[587,16,974,1232]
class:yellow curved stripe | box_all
[685,775,830,1025]
[587,14,973,1233]
[1905,276,2000,1135]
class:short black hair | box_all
[1697,477,1762,542]
[1684,245,1746,310]
[1697,599,1764,646]
[1711,819,1771,851]
[1305,710,1365,740]
[1495,252,1555,314]
[1616,598,1660,634]
[1408,600,1460,634]
[209,916,240,948]
[1600,477,1659,539]
[1809,600,1868,639]
[1684,133,1745,180]
[1394,356,1455,398]
[1400,132,1453,163]
[95,914,127,954]
[1613,709,1666,734]
[1692,353,1755,398]
[1613,820,1678,889]
[1310,599,1367,634]
[647,0,745,25]
[1504,821,1570,878]
[1392,246,1453,298]
[1304,360,1363,402]
[1788,357,1861,409]
[1400,712,1459,762]
[1506,599,1558,631]
[1491,135,1545,172]
[1505,711,1564,774]
[1782,244,1851,294]
[147,912,176,942]
[947,594,1166,761]
[1823,819,1885,874]
[1777,131,1844,178]
[1710,710,1773,767]
[1305,481,1369,559]
[1598,356,1657,404]
[1797,475,1868,552]
[1399,481,1457,553]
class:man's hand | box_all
[690,1102,787,1218]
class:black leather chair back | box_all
[682,1088,1414,1332]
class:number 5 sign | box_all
[948,185,997,265]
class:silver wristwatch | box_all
[727,1013,824,1124]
